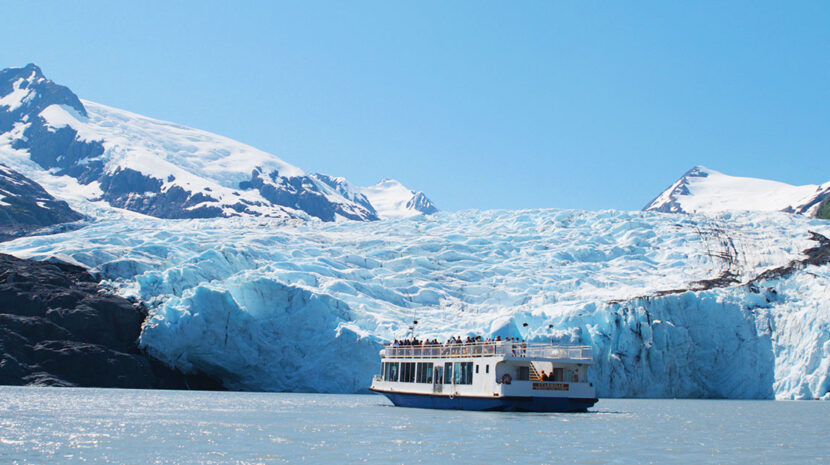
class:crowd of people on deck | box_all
[391,335,526,347]
[388,335,528,357]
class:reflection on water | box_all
[0,386,827,464]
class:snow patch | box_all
[0,77,35,111]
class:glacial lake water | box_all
[1,386,828,464]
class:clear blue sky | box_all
[2,2,828,211]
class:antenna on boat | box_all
[407,319,418,340]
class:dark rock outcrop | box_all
[406,191,439,215]
[311,173,378,215]
[0,253,223,390]
[0,163,84,242]
[241,168,379,221]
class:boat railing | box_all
[382,341,592,361]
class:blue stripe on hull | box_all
[375,391,597,412]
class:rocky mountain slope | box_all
[0,163,83,241]
[0,64,436,222]
[644,166,830,218]
[0,252,222,389]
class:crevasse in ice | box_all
[2,209,828,399]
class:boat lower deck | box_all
[372,389,597,412]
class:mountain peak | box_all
[0,63,86,121]
[684,165,712,177]
[358,179,438,219]
[644,166,830,218]
[1,63,44,82]
[376,178,403,187]
[21,62,43,76]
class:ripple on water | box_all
[0,387,828,465]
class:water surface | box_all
[1,387,827,464]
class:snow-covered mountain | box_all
[356,179,438,219]
[0,163,83,241]
[306,175,438,219]
[0,64,435,222]
[3,209,828,399]
[644,166,830,218]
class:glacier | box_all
[1,209,828,399]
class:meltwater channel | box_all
[1,386,827,464]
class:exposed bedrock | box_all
[0,164,84,242]
[0,253,222,390]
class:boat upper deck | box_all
[381,341,593,363]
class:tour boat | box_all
[369,340,598,412]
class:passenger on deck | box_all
[539,370,548,382]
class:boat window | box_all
[475,365,479,374]
[400,362,416,383]
[518,366,529,381]
[453,362,473,385]
[486,365,489,374]
[552,367,564,382]
[416,362,434,383]
[444,362,453,384]
[388,362,399,382]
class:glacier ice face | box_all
[1,209,828,399]
[139,281,381,392]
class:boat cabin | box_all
[370,340,598,412]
